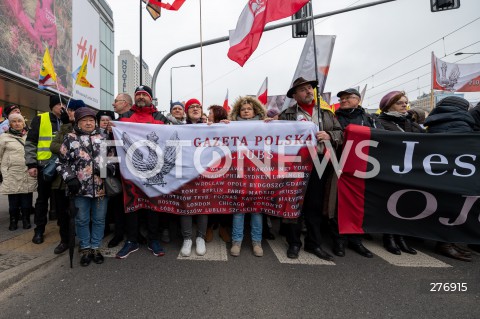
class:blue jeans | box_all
[74,196,108,249]
[232,213,262,243]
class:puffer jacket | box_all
[58,126,113,198]
[50,122,73,190]
[0,133,37,194]
[119,105,170,124]
[424,104,475,133]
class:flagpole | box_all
[430,52,434,111]
[49,45,64,109]
[140,0,143,85]
[199,0,204,105]
[309,0,323,131]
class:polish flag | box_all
[256,77,268,105]
[223,89,231,113]
[228,0,310,67]
[147,0,186,11]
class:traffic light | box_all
[430,0,460,12]
[292,3,312,38]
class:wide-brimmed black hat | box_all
[287,77,318,98]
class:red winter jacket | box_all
[119,105,164,124]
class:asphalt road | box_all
[0,231,478,319]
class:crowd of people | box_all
[1,78,479,266]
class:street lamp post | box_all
[454,52,480,56]
[170,64,195,108]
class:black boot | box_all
[21,208,31,229]
[8,208,19,231]
[394,235,416,254]
[383,234,401,255]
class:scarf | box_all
[8,126,27,137]
[383,111,407,118]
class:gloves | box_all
[66,178,81,195]
[60,108,70,124]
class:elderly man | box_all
[279,77,343,261]
[330,88,380,258]
[113,93,133,117]
[116,85,170,259]
[104,93,133,248]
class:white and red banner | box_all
[257,77,268,105]
[282,32,336,110]
[228,0,309,66]
[112,121,317,217]
[432,52,480,92]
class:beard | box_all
[136,99,151,107]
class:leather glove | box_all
[60,108,70,124]
[66,178,81,195]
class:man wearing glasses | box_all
[112,93,133,118]
[329,88,382,259]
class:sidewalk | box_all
[0,195,62,290]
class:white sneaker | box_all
[180,239,192,257]
[196,237,206,256]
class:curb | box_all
[0,252,61,291]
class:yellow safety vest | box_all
[37,112,55,160]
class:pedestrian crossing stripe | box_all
[100,234,454,267]
[362,241,451,268]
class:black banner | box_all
[338,125,480,244]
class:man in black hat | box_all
[329,88,381,258]
[279,77,343,261]
[25,95,65,244]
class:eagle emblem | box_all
[249,0,266,16]
[439,62,460,92]
[122,131,180,186]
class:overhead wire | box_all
[350,16,480,88]
[364,53,480,108]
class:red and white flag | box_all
[223,89,230,113]
[432,52,480,92]
[256,77,268,105]
[228,0,309,67]
[147,0,186,11]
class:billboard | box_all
[72,0,100,107]
[0,0,72,93]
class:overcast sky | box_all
[105,0,480,112]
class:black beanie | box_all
[49,96,64,109]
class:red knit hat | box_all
[185,98,202,112]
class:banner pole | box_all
[309,0,323,131]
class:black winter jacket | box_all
[424,105,475,133]
[335,107,383,129]
[378,113,424,133]
[468,104,480,131]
